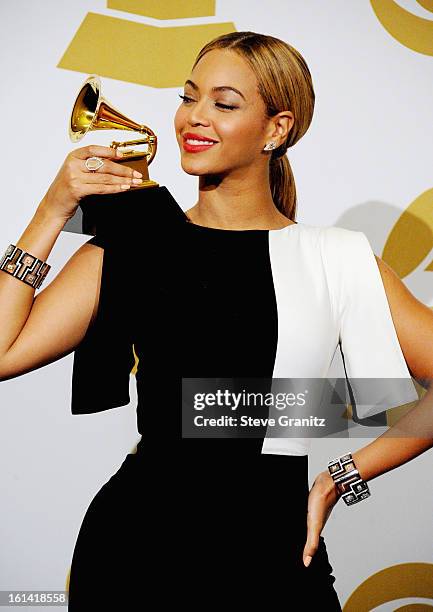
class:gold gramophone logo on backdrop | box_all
[343,562,433,610]
[382,188,433,284]
[57,0,236,87]
[370,0,433,55]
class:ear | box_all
[266,111,294,146]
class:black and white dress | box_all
[67,187,417,610]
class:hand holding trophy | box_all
[69,75,159,189]
[64,75,162,236]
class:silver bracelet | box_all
[327,452,371,506]
[0,244,51,290]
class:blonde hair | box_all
[192,31,315,221]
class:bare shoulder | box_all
[374,254,433,384]
[374,254,422,305]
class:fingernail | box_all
[121,184,131,189]
[304,556,312,567]
[132,178,143,184]
[133,171,143,178]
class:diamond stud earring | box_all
[263,141,277,151]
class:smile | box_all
[182,139,218,153]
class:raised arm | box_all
[0,145,142,381]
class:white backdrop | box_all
[0,1,432,610]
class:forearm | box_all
[349,384,433,484]
[0,196,66,356]
[317,385,433,498]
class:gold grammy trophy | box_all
[69,74,159,189]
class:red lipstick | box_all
[182,132,219,153]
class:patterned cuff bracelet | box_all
[327,452,371,506]
[0,244,51,290]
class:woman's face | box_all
[174,48,272,177]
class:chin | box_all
[180,160,215,176]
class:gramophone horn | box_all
[69,75,158,171]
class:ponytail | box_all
[269,154,296,220]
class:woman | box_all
[0,31,432,610]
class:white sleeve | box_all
[333,228,419,419]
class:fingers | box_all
[82,172,143,186]
[70,145,143,179]
[63,144,145,200]
[303,497,321,567]
[72,145,123,161]
[82,158,142,180]
[78,182,134,196]
[303,513,321,567]
[302,471,338,567]
[303,531,319,567]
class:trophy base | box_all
[113,153,159,189]
[131,179,160,189]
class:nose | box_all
[187,99,211,127]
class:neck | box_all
[187,162,291,230]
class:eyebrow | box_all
[184,79,246,101]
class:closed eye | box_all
[178,94,237,111]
